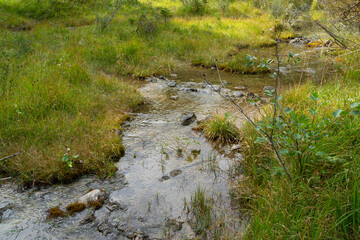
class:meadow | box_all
[0,0,277,185]
[1,0,360,239]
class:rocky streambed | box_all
[0,43,329,240]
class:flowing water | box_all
[0,44,330,239]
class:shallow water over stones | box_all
[0,44,327,240]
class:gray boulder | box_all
[180,112,197,126]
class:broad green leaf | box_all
[350,110,360,116]
[332,109,343,118]
[62,154,69,162]
[284,107,292,114]
[350,102,360,109]
[264,90,274,96]
[310,92,319,101]
[72,154,79,159]
[310,107,317,116]
[270,72,277,79]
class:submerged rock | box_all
[80,213,96,225]
[78,189,107,205]
[97,221,113,236]
[165,218,183,232]
[167,81,177,87]
[145,77,158,82]
[234,86,247,90]
[233,91,246,98]
[161,175,170,181]
[0,202,13,221]
[170,169,182,177]
[126,231,149,240]
[212,85,221,92]
[179,112,197,126]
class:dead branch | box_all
[314,20,348,49]
[0,177,12,181]
[0,152,21,162]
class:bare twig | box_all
[314,20,348,49]
[0,152,20,162]
[0,177,12,181]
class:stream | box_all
[0,44,330,240]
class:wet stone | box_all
[97,221,113,236]
[78,189,107,205]
[189,88,198,92]
[80,213,96,225]
[233,91,246,98]
[0,202,13,221]
[180,112,197,126]
[0,202,12,215]
[213,85,221,92]
[161,175,170,181]
[170,73,178,78]
[1,209,13,221]
[167,82,177,87]
[170,169,182,177]
[126,231,149,240]
[234,86,247,90]
[145,77,158,82]
[165,218,183,232]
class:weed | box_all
[190,186,213,235]
[202,112,240,144]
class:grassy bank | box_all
[236,52,360,239]
[0,0,278,185]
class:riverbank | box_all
[237,51,360,239]
[0,0,280,185]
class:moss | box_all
[88,200,103,210]
[306,40,323,48]
[66,202,86,215]
[47,207,66,219]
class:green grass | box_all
[198,113,240,144]
[236,52,360,239]
[0,18,144,186]
[0,0,278,185]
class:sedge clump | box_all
[198,113,240,144]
